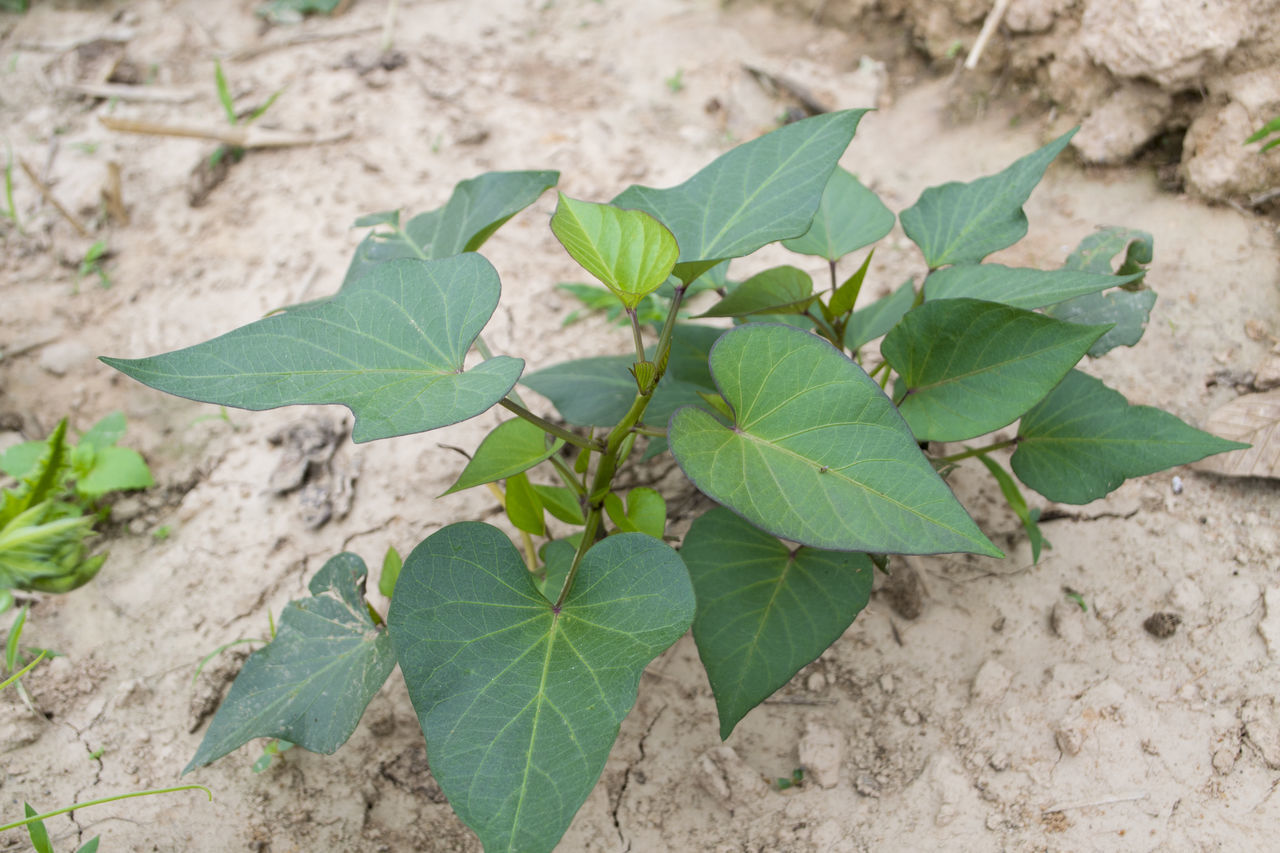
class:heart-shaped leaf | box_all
[613,110,868,283]
[924,264,1143,310]
[389,523,694,853]
[551,194,679,309]
[781,167,895,261]
[184,553,396,772]
[900,129,1075,268]
[682,507,872,738]
[342,170,559,285]
[668,324,999,555]
[443,419,563,496]
[698,266,816,318]
[1011,370,1249,503]
[882,298,1110,441]
[103,256,523,443]
[844,278,915,350]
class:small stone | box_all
[988,751,1010,771]
[853,772,880,798]
[1243,697,1280,768]
[798,722,843,789]
[901,707,922,726]
[1258,587,1280,658]
[1213,746,1238,774]
[1055,725,1084,756]
[38,340,92,376]
[807,671,827,692]
[879,673,895,694]
[971,659,1013,704]
[1143,611,1182,639]
[1171,475,1184,495]
[1050,599,1086,643]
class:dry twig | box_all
[17,157,90,238]
[99,116,351,149]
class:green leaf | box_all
[1043,289,1157,357]
[78,411,127,450]
[24,804,53,853]
[975,454,1048,563]
[389,523,694,853]
[379,546,401,599]
[698,266,816,318]
[504,472,545,536]
[103,256,523,443]
[1011,370,1250,503]
[443,419,564,496]
[668,324,999,555]
[843,278,914,350]
[533,485,585,525]
[76,447,154,498]
[352,210,400,229]
[1062,227,1153,279]
[537,538,578,601]
[900,129,1076,268]
[213,60,236,126]
[924,264,1143,310]
[1246,115,1280,144]
[682,508,872,738]
[0,442,43,480]
[827,249,874,317]
[75,837,101,853]
[781,167,895,261]
[882,298,1110,441]
[550,194,679,309]
[613,110,868,283]
[342,170,559,286]
[184,553,396,772]
[604,488,666,538]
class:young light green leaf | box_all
[342,170,559,286]
[184,553,396,772]
[443,419,564,496]
[613,110,868,283]
[213,60,236,125]
[75,447,154,498]
[103,256,523,443]
[75,837,101,853]
[975,454,1048,563]
[23,804,53,853]
[1043,289,1157,357]
[924,264,1143,310]
[827,249,874,318]
[781,167,895,261]
[843,278,914,350]
[379,546,402,599]
[697,266,816,318]
[533,484,586,525]
[604,488,666,539]
[882,298,1110,441]
[669,324,999,556]
[1011,370,1249,503]
[78,411,127,450]
[683,508,872,738]
[389,523,694,853]
[900,129,1076,268]
[550,194,679,309]
[1245,115,1280,144]
[503,472,545,536]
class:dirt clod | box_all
[1143,611,1182,639]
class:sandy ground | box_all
[2,1,1279,851]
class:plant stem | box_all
[547,452,586,496]
[828,259,838,294]
[499,399,602,451]
[0,785,213,833]
[631,424,666,438]
[935,438,1017,464]
[519,530,537,572]
[868,360,890,379]
[0,649,45,691]
[627,308,646,363]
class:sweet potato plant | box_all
[103,112,1244,851]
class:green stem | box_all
[627,309,646,363]
[631,424,666,438]
[547,452,587,496]
[519,530,538,572]
[935,438,1017,464]
[0,649,45,691]
[499,398,602,451]
[0,785,213,833]
[868,360,890,379]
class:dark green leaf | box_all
[537,537,578,601]
[551,194,679,309]
[1011,370,1250,503]
[613,110,868,282]
[1043,289,1157,357]
[781,167,895,261]
[843,279,914,350]
[698,266,816,318]
[924,264,1143,310]
[975,454,1047,563]
[443,419,563,496]
[1062,227,1153,279]
[342,171,559,286]
[504,472,545,536]
[389,523,694,853]
[522,355,635,426]
[899,129,1076,268]
[103,256,523,443]
[184,553,396,772]
[882,298,1110,441]
[669,324,999,555]
[683,508,872,738]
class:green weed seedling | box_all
[103,115,1247,852]
[209,60,284,170]
[1246,115,1280,153]
[1,413,153,598]
[77,240,111,290]
[0,787,212,853]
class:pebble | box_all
[853,772,880,797]
[879,673,895,694]
[807,671,827,692]
[1143,611,1182,639]
[799,722,843,789]
[970,659,1013,704]
[1054,724,1084,756]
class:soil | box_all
[2,1,1279,852]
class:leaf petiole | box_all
[936,438,1017,464]
[498,398,603,452]
[0,785,213,834]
